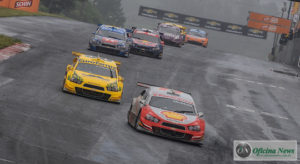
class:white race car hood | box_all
[150,106,197,124]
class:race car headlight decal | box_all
[117,43,126,49]
[70,72,83,84]
[188,125,200,131]
[145,114,160,123]
[90,37,99,44]
[106,82,118,92]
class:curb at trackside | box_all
[0,43,31,62]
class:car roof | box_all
[163,22,186,29]
[149,86,194,104]
[78,55,118,69]
[99,25,126,35]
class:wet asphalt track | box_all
[0,16,300,164]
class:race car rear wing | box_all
[72,51,84,57]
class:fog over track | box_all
[0,4,299,164]
[122,0,288,60]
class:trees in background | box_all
[39,0,125,26]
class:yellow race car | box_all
[62,52,124,103]
[163,22,187,36]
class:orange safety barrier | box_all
[248,20,290,34]
[249,11,291,28]
[0,0,40,13]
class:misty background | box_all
[121,0,288,60]
[39,0,290,61]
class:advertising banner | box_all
[248,20,290,34]
[0,0,39,13]
[138,6,267,39]
[249,11,291,28]
[0,0,10,7]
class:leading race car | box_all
[157,23,185,47]
[163,22,188,41]
[128,82,205,143]
[62,52,124,103]
[185,28,208,47]
[89,24,130,57]
[130,28,164,59]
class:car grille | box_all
[75,87,111,101]
[152,127,193,140]
[162,122,185,130]
[83,84,104,91]
[130,47,155,56]
[102,43,116,48]
[136,45,151,51]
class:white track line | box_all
[232,77,285,90]
[0,78,14,87]
[226,104,289,120]
[0,158,15,163]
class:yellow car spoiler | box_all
[72,51,85,57]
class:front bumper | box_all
[130,46,161,57]
[89,44,129,56]
[63,79,122,102]
[137,117,204,143]
[162,39,183,46]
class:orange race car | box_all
[185,28,208,47]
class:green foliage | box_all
[0,34,21,49]
[39,0,126,26]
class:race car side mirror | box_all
[139,100,146,106]
[118,76,124,82]
[67,65,73,71]
[197,112,204,118]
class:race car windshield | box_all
[149,96,195,114]
[132,33,159,43]
[97,30,125,40]
[76,63,116,78]
[159,26,180,35]
[189,31,207,38]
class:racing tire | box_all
[124,52,130,58]
[157,53,163,59]
[134,111,141,130]
[127,104,133,126]
[61,79,67,92]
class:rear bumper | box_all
[89,44,128,56]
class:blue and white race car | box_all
[89,24,130,57]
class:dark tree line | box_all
[39,0,126,26]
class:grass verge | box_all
[0,7,66,19]
[0,34,21,49]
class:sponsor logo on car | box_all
[161,111,187,121]
[15,0,32,8]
